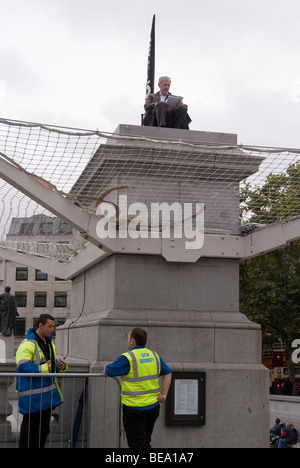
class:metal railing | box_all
[0,373,121,448]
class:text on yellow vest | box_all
[120,348,161,407]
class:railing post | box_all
[0,375,13,438]
[88,362,121,448]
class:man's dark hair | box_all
[37,314,55,326]
[4,286,11,293]
[130,328,147,346]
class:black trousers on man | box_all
[122,404,160,448]
[155,101,188,128]
[19,409,51,448]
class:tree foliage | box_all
[240,162,300,379]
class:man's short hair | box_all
[4,286,11,293]
[130,328,147,347]
[37,314,55,326]
[158,76,171,84]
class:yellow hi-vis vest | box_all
[121,348,161,407]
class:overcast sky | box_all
[1,0,300,148]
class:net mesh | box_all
[0,118,300,262]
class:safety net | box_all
[0,118,299,262]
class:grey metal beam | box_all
[0,246,68,278]
[243,216,300,259]
[0,156,115,253]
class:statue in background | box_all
[0,286,19,336]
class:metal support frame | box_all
[1,157,300,278]
[0,156,115,253]
[0,243,110,280]
[243,216,300,259]
[2,220,300,279]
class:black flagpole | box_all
[145,14,155,99]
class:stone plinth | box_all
[0,335,14,363]
[57,253,269,448]
[56,125,269,448]
[71,125,264,233]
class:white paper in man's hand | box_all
[166,95,183,110]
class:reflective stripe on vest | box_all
[16,339,48,374]
[18,383,57,397]
[17,339,41,365]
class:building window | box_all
[16,267,28,281]
[34,292,47,307]
[19,223,34,235]
[35,270,48,281]
[60,223,72,234]
[15,317,26,337]
[39,222,54,234]
[55,318,67,327]
[15,292,27,307]
[54,292,67,308]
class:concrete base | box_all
[270,395,300,430]
[56,254,269,448]
[154,365,268,448]
[0,335,14,363]
[115,124,238,145]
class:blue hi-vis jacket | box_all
[16,328,67,415]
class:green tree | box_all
[240,162,300,393]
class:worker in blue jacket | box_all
[16,314,68,448]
